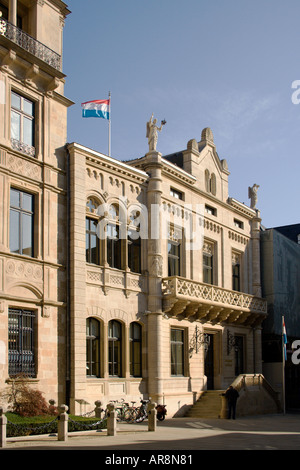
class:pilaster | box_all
[145,151,164,402]
[250,210,262,297]
[68,145,87,413]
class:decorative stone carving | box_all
[248,184,259,209]
[201,127,214,143]
[146,113,166,152]
[5,259,43,281]
[7,154,41,179]
[150,255,163,277]
[162,276,267,324]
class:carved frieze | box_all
[6,154,42,181]
[5,259,43,282]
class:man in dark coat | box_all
[225,386,239,419]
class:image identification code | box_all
[105,454,192,466]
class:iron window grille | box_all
[8,308,36,377]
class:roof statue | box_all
[248,184,260,209]
[146,113,166,152]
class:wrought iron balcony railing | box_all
[0,17,62,71]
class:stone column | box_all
[94,400,103,418]
[57,404,68,441]
[145,151,164,404]
[9,0,17,26]
[250,210,262,297]
[107,403,117,436]
[147,402,157,432]
[0,408,7,448]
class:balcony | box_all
[162,276,267,326]
[0,17,61,71]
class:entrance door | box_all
[204,334,214,389]
[234,335,244,376]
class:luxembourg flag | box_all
[81,99,110,120]
[283,317,287,361]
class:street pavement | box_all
[2,413,300,454]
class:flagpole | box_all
[282,315,286,414]
[108,91,111,156]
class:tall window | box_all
[171,328,184,376]
[11,91,35,156]
[203,243,213,284]
[8,308,35,377]
[232,254,241,291]
[128,228,141,273]
[86,198,101,265]
[107,205,122,269]
[129,322,142,377]
[108,320,122,377]
[86,218,100,264]
[10,188,34,257]
[168,226,181,276]
[86,318,100,377]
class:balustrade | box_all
[162,276,267,325]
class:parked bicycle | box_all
[135,399,151,422]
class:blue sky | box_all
[63,0,300,229]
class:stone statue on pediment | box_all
[146,113,166,152]
[248,184,259,209]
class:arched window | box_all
[211,173,217,196]
[129,322,142,377]
[204,170,217,196]
[108,320,122,376]
[205,169,210,192]
[86,318,100,377]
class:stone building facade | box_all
[0,1,268,417]
[0,0,72,405]
[67,131,267,416]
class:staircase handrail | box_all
[231,373,280,408]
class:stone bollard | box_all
[0,408,7,448]
[220,394,228,419]
[106,403,117,436]
[57,404,69,441]
[147,402,157,432]
[94,400,103,419]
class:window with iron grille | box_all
[8,308,36,377]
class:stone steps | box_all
[186,390,225,418]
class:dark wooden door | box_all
[205,334,214,389]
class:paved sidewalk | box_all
[1,413,300,451]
